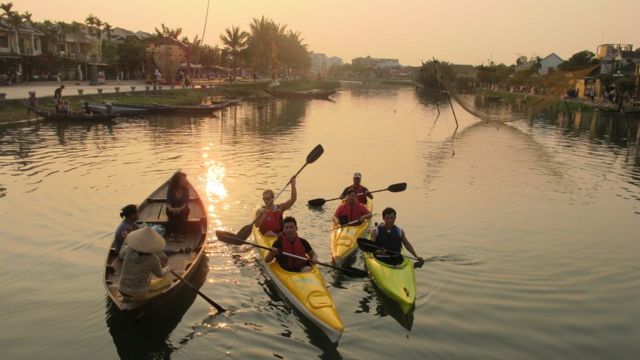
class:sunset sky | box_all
[13,0,640,66]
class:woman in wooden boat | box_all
[255,176,297,236]
[114,204,139,256]
[166,171,190,242]
[265,216,318,272]
[119,227,171,301]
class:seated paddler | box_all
[370,207,424,265]
[265,216,318,272]
[255,175,297,236]
[118,227,172,301]
[333,187,372,226]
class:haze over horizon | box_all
[13,0,640,66]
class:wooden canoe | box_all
[31,107,118,122]
[103,171,208,318]
[267,88,336,100]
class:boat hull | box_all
[330,200,373,265]
[364,252,416,314]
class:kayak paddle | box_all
[307,182,407,207]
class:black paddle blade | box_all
[342,266,369,278]
[216,230,247,245]
[387,182,407,193]
[236,225,253,240]
[413,261,425,269]
[307,198,326,207]
[306,144,324,164]
[357,237,378,253]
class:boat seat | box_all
[139,200,204,222]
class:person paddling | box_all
[333,187,372,226]
[255,176,297,236]
[340,172,373,204]
[371,207,424,265]
[265,216,317,272]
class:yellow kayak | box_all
[253,226,344,343]
[364,252,416,314]
[330,200,373,264]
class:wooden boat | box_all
[267,88,336,100]
[253,226,344,343]
[170,99,241,114]
[364,252,416,314]
[112,103,177,114]
[30,107,118,122]
[330,199,373,265]
[104,171,208,318]
[87,104,149,115]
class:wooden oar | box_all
[357,237,423,263]
[307,182,407,207]
[235,144,324,240]
[216,230,368,278]
[169,270,226,313]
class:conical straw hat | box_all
[126,227,165,253]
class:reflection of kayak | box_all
[253,226,343,343]
[330,200,373,265]
[267,88,336,100]
[364,252,416,314]
[30,107,118,122]
[104,171,208,318]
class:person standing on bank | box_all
[265,216,317,272]
[166,171,190,242]
[54,85,65,101]
[340,172,373,204]
[255,176,297,236]
[371,207,424,265]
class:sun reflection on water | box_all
[202,144,227,229]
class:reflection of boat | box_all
[330,200,373,265]
[364,252,416,314]
[359,282,414,330]
[87,104,149,115]
[104,171,208,318]
[30,107,118,122]
[267,88,336,100]
[106,258,208,359]
[252,226,344,343]
[171,99,241,114]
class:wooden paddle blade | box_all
[216,230,247,245]
[357,237,378,253]
[306,144,324,164]
[307,198,326,207]
[387,182,407,192]
[236,225,253,240]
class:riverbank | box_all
[0,80,341,124]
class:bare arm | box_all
[307,250,318,264]
[278,176,297,210]
[400,230,424,262]
[264,247,278,263]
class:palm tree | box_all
[154,24,182,40]
[220,25,248,82]
[247,16,287,79]
[0,3,23,54]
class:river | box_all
[1,85,639,359]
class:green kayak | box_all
[363,252,416,313]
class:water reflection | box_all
[356,282,414,330]
[105,258,208,360]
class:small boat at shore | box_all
[253,226,344,343]
[87,104,149,116]
[104,171,208,318]
[112,103,177,114]
[30,107,118,122]
[267,88,336,100]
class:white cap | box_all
[353,172,362,179]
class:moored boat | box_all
[330,199,373,265]
[112,103,177,114]
[30,107,118,122]
[363,252,416,314]
[253,226,344,343]
[104,171,208,318]
[87,104,149,115]
[267,88,336,100]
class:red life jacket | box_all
[280,234,308,271]
[259,207,284,234]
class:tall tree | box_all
[154,24,182,39]
[220,25,248,81]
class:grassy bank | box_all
[1,81,344,124]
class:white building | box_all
[538,53,564,75]
[310,52,343,75]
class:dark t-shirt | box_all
[167,186,189,214]
[272,237,313,270]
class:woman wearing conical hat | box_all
[118,227,172,301]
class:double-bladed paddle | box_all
[357,237,425,268]
[307,182,407,207]
[330,213,377,231]
[216,230,369,278]
[235,144,325,240]
[169,269,226,313]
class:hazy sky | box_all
[13,0,640,66]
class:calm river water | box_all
[1,85,639,359]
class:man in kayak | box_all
[255,176,297,236]
[371,207,424,265]
[340,172,373,204]
[333,187,372,226]
[265,216,317,272]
